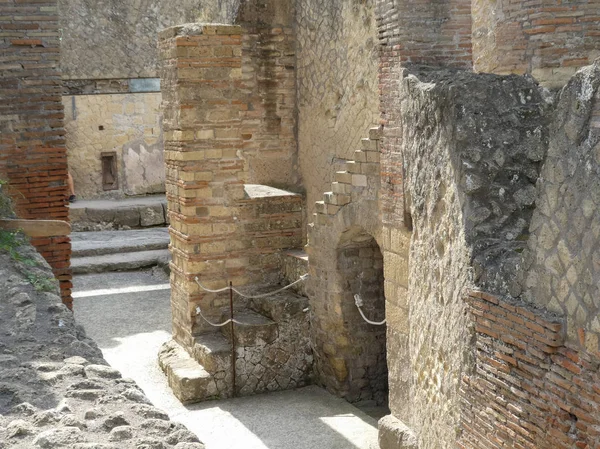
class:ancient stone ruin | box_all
[2,0,600,448]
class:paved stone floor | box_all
[73,270,381,449]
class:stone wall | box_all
[391,68,548,448]
[296,0,380,213]
[63,93,165,199]
[472,0,600,88]
[306,129,385,404]
[523,61,600,351]
[59,0,240,80]
[0,0,72,306]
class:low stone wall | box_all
[0,232,204,448]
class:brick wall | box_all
[460,291,600,449]
[0,0,72,306]
[376,0,472,228]
[238,1,299,190]
[472,0,600,87]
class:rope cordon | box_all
[194,274,310,327]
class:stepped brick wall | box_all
[0,0,72,306]
[460,291,600,449]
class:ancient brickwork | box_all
[460,291,600,449]
[59,0,240,80]
[0,0,72,306]
[296,0,380,213]
[376,0,472,229]
[160,21,303,357]
[237,0,299,190]
[63,93,165,199]
[523,62,600,351]
[472,0,600,87]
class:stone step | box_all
[220,309,278,346]
[158,340,219,403]
[69,194,168,231]
[193,333,232,374]
[250,289,309,323]
[71,228,170,257]
[71,249,170,274]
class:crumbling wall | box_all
[0,0,72,306]
[63,93,165,199]
[296,0,380,212]
[472,0,600,88]
[394,68,548,448]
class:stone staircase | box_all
[313,128,381,224]
[69,194,168,232]
[159,250,312,403]
[70,228,170,274]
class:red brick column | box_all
[159,24,248,348]
[0,0,72,306]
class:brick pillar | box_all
[0,0,72,306]
[159,24,248,348]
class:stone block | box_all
[140,204,166,227]
[378,415,418,449]
[158,340,218,403]
[221,309,278,346]
[193,333,231,374]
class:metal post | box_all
[229,281,236,397]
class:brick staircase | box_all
[313,127,381,224]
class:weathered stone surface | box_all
[378,415,418,449]
[158,340,217,403]
[524,61,600,348]
[0,236,203,448]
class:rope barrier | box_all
[354,294,386,326]
[194,274,310,328]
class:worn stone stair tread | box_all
[69,195,167,210]
[193,333,232,373]
[71,228,170,257]
[250,290,309,322]
[71,249,170,274]
[285,249,308,261]
[221,309,278,346]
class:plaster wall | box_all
[392,67,548,448]
[63,93,165,199]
